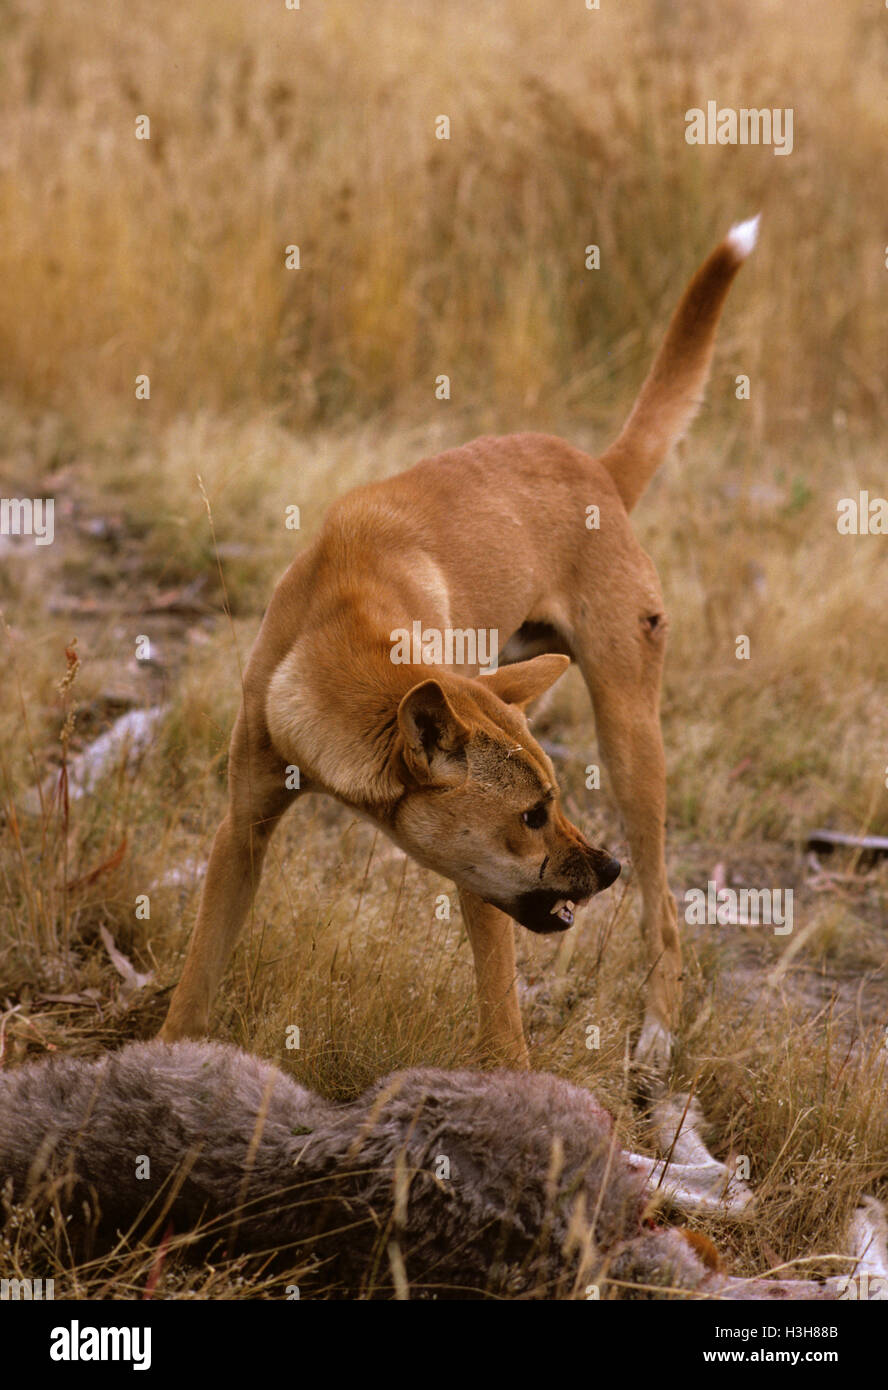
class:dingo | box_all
[160,218,760,1080]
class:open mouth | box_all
[548,897,579,927]
[483,856,622,934]
[491,887,594,935]
[487,857,620,934]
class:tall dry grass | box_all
[1,0,887,1298]
[0,0,886,432]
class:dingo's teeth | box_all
[550,898,576,925]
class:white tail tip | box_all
[726,213,761,261]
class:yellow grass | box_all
[1,0,887,1298]
[1,0,886,429]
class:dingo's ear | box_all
[397,680,470,784]
[478,654,570,709]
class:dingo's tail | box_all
[600,216,759,513]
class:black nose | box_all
[599,857,621,888]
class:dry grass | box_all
[1,0,887,1298]
[2,0,887,430]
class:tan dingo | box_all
[160,217,760,1077]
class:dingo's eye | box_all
[521,803,548,830]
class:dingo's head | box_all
[390,655,620,933]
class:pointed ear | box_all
[477,653,570,709]
[397,680,470,785]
